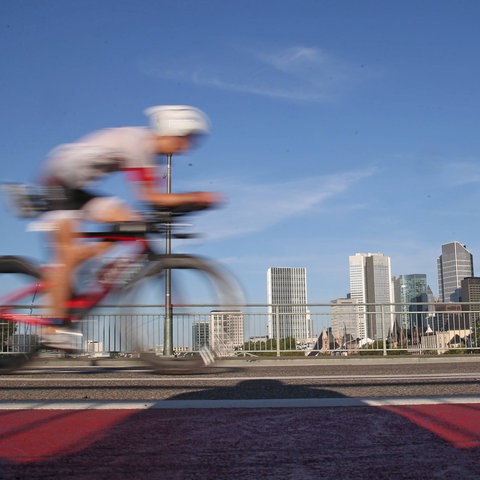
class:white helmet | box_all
[144,105,210,136]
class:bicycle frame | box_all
[0,227,156,328]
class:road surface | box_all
[1,356,480,479]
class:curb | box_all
[26,353,480,369]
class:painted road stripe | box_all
[1,396,480,410]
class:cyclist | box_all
[37,105,221,350]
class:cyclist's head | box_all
[145,105,210,137]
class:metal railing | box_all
[1,302,480,357]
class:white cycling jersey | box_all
[42,127,158,188]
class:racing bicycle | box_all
[0,185,243,373]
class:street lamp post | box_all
[163,153,174,356]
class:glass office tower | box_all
[393,274,429,332]
[437,242,473,302]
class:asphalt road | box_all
[2,356,480,479]
[2,355,480,401]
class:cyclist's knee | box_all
[82,197,137,222]
[48,217,77,250]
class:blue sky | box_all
[1,0,480,304]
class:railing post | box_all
[381,304,387,356]
[275,305,281,357]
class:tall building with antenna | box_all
[437,241,474,302]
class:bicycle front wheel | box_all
[140,254,244,306]
[0,255,44,373]
[118,254,244,371]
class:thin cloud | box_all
[141,45,374,102]
[190,166,377,240]
[260,46,327,71]
[438,160,480,186]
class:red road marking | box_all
[382,403,480,449]
[0,409,136,464]
[1,402,480,465]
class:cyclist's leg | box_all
[41,199,139,351]
[40,215,93,351]
[43,215,108,319]
[45,197,139,318]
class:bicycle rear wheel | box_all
[122,254,244,373]
[0,255,43,373]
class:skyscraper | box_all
[349,254,368,340]
[460,277,480,331]
[267,267,311,342]
[393,274,429,341]
[437,242,474,302]
[461,277,480,307]
[349,253,394,340]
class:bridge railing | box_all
[1,302,479,357]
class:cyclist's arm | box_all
[125,168,221,209]
[138,179,220,208]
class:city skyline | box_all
[280,240,477,305]
[270,240,477,307]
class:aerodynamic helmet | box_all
[144,105,210,136]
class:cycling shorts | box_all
[43,184,99,211]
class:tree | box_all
[243,336,298,355]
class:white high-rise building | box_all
[349,254,368,340]
[349,253,394,340]
[330,297,362,341]
[209,310,244,355]
[267,267,311,342]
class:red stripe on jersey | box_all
[123,167,157,183]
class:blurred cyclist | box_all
[38,105,220,350]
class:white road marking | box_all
[0,396,480,410]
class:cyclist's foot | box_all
[199,346,215,366]
[41,329,83,353]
